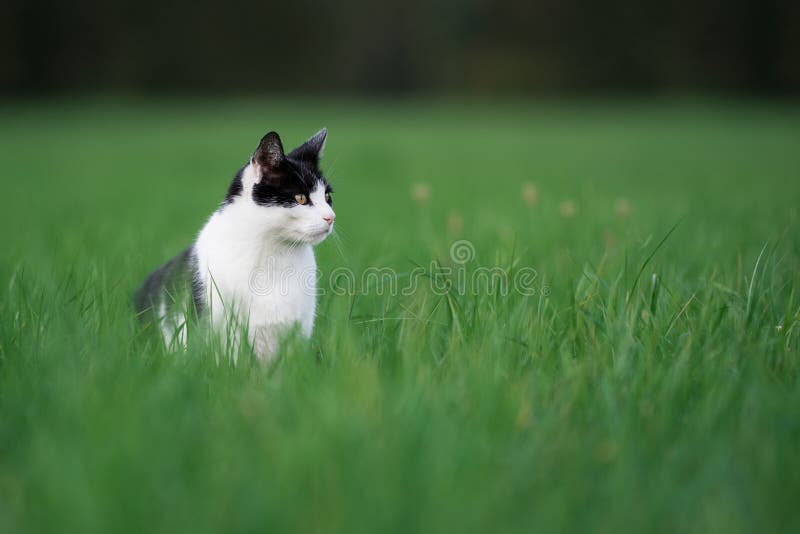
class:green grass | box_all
[1,99,799,533]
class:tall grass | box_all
[1,100,798,533]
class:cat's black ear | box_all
[253,131,284,171]
[288,128,327,164]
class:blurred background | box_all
[2,0,799,96]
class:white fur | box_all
[158,301,187,349]
[194,162,335,362]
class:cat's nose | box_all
[323,214,335,225]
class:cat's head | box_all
[227,129,335,246]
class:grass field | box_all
[1,99,799,533]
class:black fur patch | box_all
[223,166,245,206]
[223,132,333,208]
[133,247,203,318]
[252,157,330,207]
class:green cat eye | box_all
[295,194,308,205]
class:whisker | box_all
[329,229,347,256]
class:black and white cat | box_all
[134,129,335,361]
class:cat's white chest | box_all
[194,211,317,358]
[244,246,317,336]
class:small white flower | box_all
[560,200,577,218]
[521,183,539,207]
[411,183,431,204]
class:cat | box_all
[134,128,335,361]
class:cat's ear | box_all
[288,128,327,164]
[252,132,284,176]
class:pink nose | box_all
[323,215,335,225]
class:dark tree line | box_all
[2,0,798,95]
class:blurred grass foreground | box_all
[1,99,799,533]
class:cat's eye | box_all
[295,194,308,205]
[325,192,331,203]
